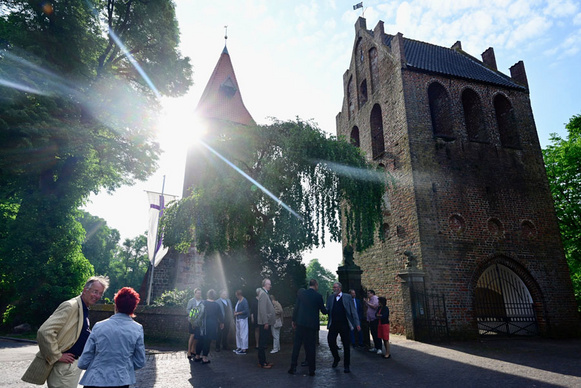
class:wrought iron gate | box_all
[410,286,449,342]
[475,263,538,336]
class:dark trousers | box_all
[257,324,271,365]
[291,325,317,372]
[217,320,230,349]
[327,322,351,368]
[369,319,382,350]
[350,326,363,346]
[361,319,371,347]
[85,386,129,388]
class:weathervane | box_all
[224,25,228,46]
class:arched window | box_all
[360,80,368,105]
[428,82,454,140]
[355,37,364,64]
[462,88,487,142]
[494,94,520,149]
[370,104,385,159]
[347,76,355,119]
[350,126,360,147]
[369,47,379,94]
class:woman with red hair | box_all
[78,287,146,388]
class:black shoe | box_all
[287,367,297,375]
[194,357,202,362]
[332,358,340,368]
[300,361,309,367]
[309,371,315,376]
[344,367,351,373]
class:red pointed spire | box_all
[195,46,255,126]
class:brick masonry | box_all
[336,18,580,338]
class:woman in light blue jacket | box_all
[78,287,146,388]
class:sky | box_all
[83,0,581,272]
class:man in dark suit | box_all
[349,289,364,347]
[327,282,360,373]
[288,279,328,376]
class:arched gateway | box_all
[474,262,538,336]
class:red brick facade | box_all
[336,18,579,338]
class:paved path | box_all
[1,331,580,387]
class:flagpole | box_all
[147,175,166,305]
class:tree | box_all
[162,118,385,298]
[107,235,148,300]
[306,259,337,299]
[0,0,192,326]
[77,211,120,276]
[543,114,581,311]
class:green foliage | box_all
[543,114,581,311]
[0,0,192,327]
[152,288,195,308]
[78,211,120,276]
[306,259,337,299]
[106,235,148,300]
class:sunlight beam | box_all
[108,31,161,99]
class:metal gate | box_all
[475,263,538,336]
[410,285,449,342]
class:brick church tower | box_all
[336,18,579,339]
[148,45,254,300]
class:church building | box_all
[148,45,255,298]
[336,17,579,339]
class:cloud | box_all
[507,16,552,49]
[544,0,579,18]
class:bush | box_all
[151,289,194,307]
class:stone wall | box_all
[89,304,297,345]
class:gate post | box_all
[337,246,363,296]
[398,251,425,340]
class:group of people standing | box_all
[288,280,391,376]
[186,278,390,376]
[186,279,284,369]
[22,276,146,388]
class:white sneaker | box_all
[235,349,247,355]
[270,349,279,354]
[377,349,383,355]
[233,348,241,353]
[368,348,376,352]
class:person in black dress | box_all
[194,289,224,364]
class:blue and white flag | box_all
[353,2,363,10]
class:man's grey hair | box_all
[334,281,343,290]
[261,278,271,287]
[84,276,109,292]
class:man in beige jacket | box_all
[22,276,108,387]
[256,278,275,369]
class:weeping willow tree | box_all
[162,118,385,298]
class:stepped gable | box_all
[196,46,255,125]
[383,35,525,91]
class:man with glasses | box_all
[22,276,109,387]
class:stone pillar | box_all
[336,245,364,296]
[397,250,425,340]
